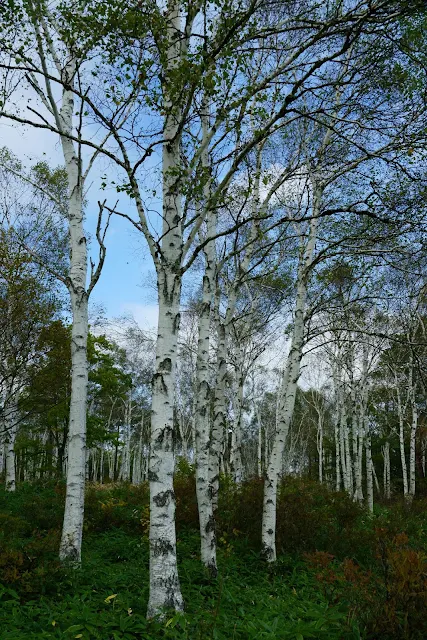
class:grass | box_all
[1,475,427,639]
[0,529,357,639]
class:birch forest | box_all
[1,0,427,638]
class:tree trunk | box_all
[317,414,323,484]
[147,1,185,605]
[194,164,217,573]
[59,287,88,562]
[351,383,363,502]
[4,400,18,491]
[262,179,322,562]
[396,385,409,499]
[230,365,244,484]
[382,441,391,499]
[56,58,90,564]
[147,273,183,617]
[409,382,417,501]
[211,290,236,509]
[366,432,374,513]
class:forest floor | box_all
[1,471,427,639]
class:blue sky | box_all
[0,118,161,331]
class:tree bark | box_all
[409,381,417,502]
[366,431,374,513]
[59,60,89,563]
[262,181,321,562]
[4,400,18,491]
[147,1,184,611]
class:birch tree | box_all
[2,0,423,613]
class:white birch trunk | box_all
[343,407,353,496]
[351,383,363,502]
[339,393,348,492]
[58,59,89,561]
[383,441,390,499]
[262,183,321,561]
[317,414,323,484]
[409,381,417,501]
[366,431,374,513]
[396,385,409,499]
[230,364,244,484]
[147,1,184,612]
[332,373,341,491]
[253,386,263,478]
[0,441,4,476]
[335,417,341,491]
[422,437,426,477]
[4,401,18,491]
[148,273,183,616]
[194,120,217,572]
[211,141,262,495]
[211,290,236,509]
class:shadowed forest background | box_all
[1,0,427,638]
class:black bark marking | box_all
[205,514,216,535]
[153,489,175,507]
[160,357,172,373]
[173,312,180,334]
[152,538,174,557]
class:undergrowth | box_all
[1,470,427,639]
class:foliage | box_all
[2,476,427,638]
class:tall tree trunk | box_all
[422,437,426,478]
[262,182,321,561]
[382,442,390,499]
[335,417,341,491]
[147,0,184,611]
[60,286,88,561]
[338,379,352,496]
[211,290,236,509]
[366,431,374,513]
[317,414,323,484]
[148,272,183,616]
[56,57,90,564]
[351,383,363,502]
[396,385,409,500]
[343,407,353,496]
[253,381,263,478]
[230,364,244,484]
[332,375,341,491]
[409,382,417,502]
[4,400,18,491]
[194,133,217,573]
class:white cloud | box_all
[120,303,159,334]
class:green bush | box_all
[2,475,427,639]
